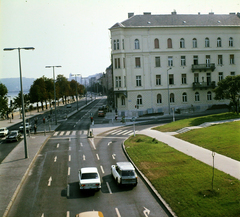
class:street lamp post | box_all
[167,67,172,115]
[4,47,35,158]
[45,65,61,125]
[71,74,81,110]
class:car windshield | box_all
[81,173,98,179]
[9,132,17,136]
[122,170,135,176]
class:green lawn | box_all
[125,135,240,217]
[175,121,240,161]
[153,112,240,132]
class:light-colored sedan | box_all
[76,211,104,217]
[0,127,8,137]
[79,167,101,191]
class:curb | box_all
[122,140,177,217]
[2,135,51,217]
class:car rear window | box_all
[81,173,98,179]
[122,170,135,176]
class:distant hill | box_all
[0,77,35,93]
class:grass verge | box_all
[175,121,240,161]
[125,135,240,217]
[153,112,240,132]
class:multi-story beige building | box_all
[109,11,240,117]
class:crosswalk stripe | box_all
[66,131,71,135]
[53,132,58,136]
[116,130,128,135]
[122,130,133,135]
[60,131,65,136]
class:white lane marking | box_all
[57,143,59,148]
[68,167,71,176]
[108,141,112,146]
[53,132,58,136]
[83,155,86,161]
[66,131,70,135]
[89,138,96,150]
[112,154,116,160]
[67,184,70,198]
[105,129,119,135]
[96,154,100,160]
[69,155,71,162]
[48,177,52,186]
[72,131,76,135]
[60,131,64,136]
[106,182,112,194]
[116,130,128,135]
[41,214,44,217]
[80,142,83,147]
[69,137,71,142]
[54,156,57,162]
[115,208,121,217]
[69,147,71,151]
[110,130,122,135]
[66,211,70,217]
[122,130,133,135]
[143,207,150,217]
[100,165,105,174]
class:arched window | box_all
[137,95,142,105]
[157,94,162,103]
[182,92,187,102]
[193,38,197,48]
[207,91,212,100]
[154,38,159,49]
[121,96,125,106]
[180,38,185,48]
[135,39,140,49]
[229,37,233,47]
[217,37,222,47]
[195,92,200,101]
[167,38,172,48]
[205,38,210,47]
[113,40,116,50]
[117,39,120,50]
[170,93,174,103]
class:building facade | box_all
[109,12,240,117]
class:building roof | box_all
[110,12,240,29]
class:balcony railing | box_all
[191,63,215,72]
[192,81,216,90]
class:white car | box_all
[111,162,138,186]
[19,123,31,132]
[79,167,101,191]
[76,211,104,217]
[0,127,8,137]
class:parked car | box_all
[66,104,72,108]
[111,162,138,186]
[76,211,104,217]
[6,131,22,142]
[79,167,101,191]
[19,123,31,132]
[0,127,8,137]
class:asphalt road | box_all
[7,98,169,217]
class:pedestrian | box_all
[34,124,37,134]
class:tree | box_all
[0,83,8,118]
[56,75,70,104]
[214,75,240,114]
[13,91,30,117]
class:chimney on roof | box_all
[237,12,240,18]
[198,12,200,15]
[209,12,214,15]
[143,12,151,15]
[229,12,236,15]
[172,10,177,15]
[128,13,134,18]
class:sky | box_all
[1,0,240,80]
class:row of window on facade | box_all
[113,37,234,50]
[114,54,235,69]
[115,71,233,88]
[120,91,214,106]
